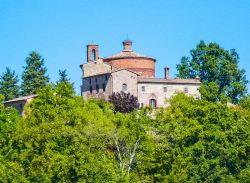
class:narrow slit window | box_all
[102,83,106,92]
[91,49,96,60]
[90,86,92,94]
[96,85,99,93]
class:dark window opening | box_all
[122,83,127,91]
[96,85,99,93]
[163,87,167,93]
[90,86,92,94]
[19,103,23,109]
[142,86,145,92]
[184,87,188,93]
[150,99,157,109]
[102,84,106,92]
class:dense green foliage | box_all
[109,91,139,113]
[0,85,249,182]
[21,51,49,96]
[0,68,19,101]
[176,41,248,103]
[57,69,71,84]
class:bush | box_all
[108,91,139,113]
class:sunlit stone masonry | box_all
[80,40,201,108]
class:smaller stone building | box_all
[3,95,37,116]
[81,40,201,108]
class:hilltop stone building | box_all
[3,95,37,116]
[80,40,201,108]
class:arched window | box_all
[91,49,96,61]
[150,99,157,109]
[122,83,127,91]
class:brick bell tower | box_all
[87,44,99,62]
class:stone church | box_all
[80,40,201,108]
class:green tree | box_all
[176,41,248,103]
[147,93,250,182]
[0,67,19,101]
[57,69,70,83]
[0,95,26,182]
[21,51,49,96]
[239,95,250,110]
[57,69,74,92]
[12,84,118,182]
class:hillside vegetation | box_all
[0,83,249,182]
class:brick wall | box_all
[104,58,155,78]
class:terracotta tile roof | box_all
[3,94,38,103]
[104,51,155,60]
[138,78,201,84]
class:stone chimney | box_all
[87,44,99,62]
[122,40,132,52]
[164,66,170,79]
[195,76,200,81]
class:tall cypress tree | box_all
[21,51,49,96]
[0,67,20,101]
[57,69,70,84]
[56,69,74,93]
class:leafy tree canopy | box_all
[0,67,19,101]
[149,93,250,182]
[21,51,49,96]
[0,88,249,182]
[176,41,248,103]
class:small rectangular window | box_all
[163,87,167,93]
[96,85,99,93]
[102,84,106,92]
[90,86,92,94]
[142,86,145,92]
[122,83,127,91]
[184,87,188,93]
[141,103,144,108]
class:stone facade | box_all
[138,80,200,107]
[3,95,37,116]
[81,40,201,108]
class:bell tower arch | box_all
[87,44,99,62]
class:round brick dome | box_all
[103,40,156,78]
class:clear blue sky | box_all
[1,0,250,94]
